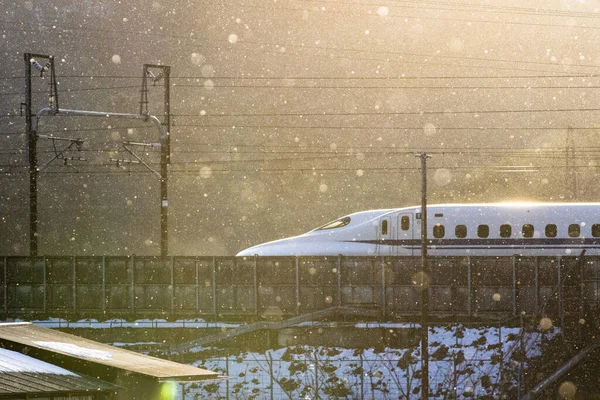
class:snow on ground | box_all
[183,325,552,399]
[25,318,554,398]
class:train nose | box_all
[236,246,260,257]
[236,237,300,257]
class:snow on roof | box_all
[34,341,113,361]
[0,347,77,375]
[0,323,219,381]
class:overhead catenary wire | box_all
[0,164,598,177]
[299,0,600,19]
[171,107,600,117]
[4,73,600,81]
[4,83,600,97]
[2,16,600,75]
[3,125,600,137]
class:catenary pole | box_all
[416,152,430,399]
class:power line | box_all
[3,125,600,137]
[234,1,600,31]
[0,164,595,176]
[4,73,600,81]
[172,84,600,90]
[172,107,600,117]
[5,84,600,98]
[300,0,600,19]
[2,18,599,75]
[1,85,140,96]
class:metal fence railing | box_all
[1,255,598,320]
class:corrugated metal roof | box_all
[0,323,218,381]
[0,348,118,396]
[0,347,76,375]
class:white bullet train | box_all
[236,203,600,257]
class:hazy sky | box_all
[1,0,600,255]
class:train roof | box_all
[397,202,600,210]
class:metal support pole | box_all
[25,53,37,256]
[141,64,171,257]
[24,53,58,256]
[416,152,430,400]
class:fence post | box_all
[314,352,319,400]
[72,256,77,314]
[467,256,472,317]
[512,256,517,316]
[101,256,106,314]
[170,256,175,315]
[3,257,6,316]
[195,258,200,314]
[295,257,300,316]
[360,353,364,400]
[268,351,274,400]
[130,255,135,314]
[212,257,217,316]
[254,256,259,316]
[381,257,386,317]
[337,255,342,307]
[558,257,562,326]
[43,257,47,314]
[498,325,503,392]
[225,355,230,400]
[535,256,540,314]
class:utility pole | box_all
[140,64,171,257]
[23,53,58,256]
[416,152,430,399]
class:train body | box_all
[236,203,600,257]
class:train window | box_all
[455,225,467,238]
[545,224,557,238]
[315,216,351,231]
[477,225,489,238]
[593,224,600,237]
[433,224,445,238]
[401,216,410,231]
[500,224,512,238]
[381,220,388,235]
[522,224,534,238]
[568,224,580,238]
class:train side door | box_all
[378,217,393,255]
[395,213,414,255]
